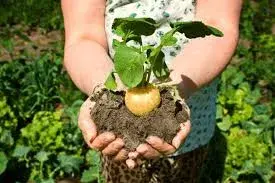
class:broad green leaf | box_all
[152,51,170,81]
[114,45,146,88]
[171,21,223,38]
[13,145,31,158]
[161,30,177,46]
[217,115,232,131]
[81,167,99,183]
[57,154,83,173]
[35,151,49,162]
[112,17,157,37]
[0,152,8,174]
[104,72,117,90]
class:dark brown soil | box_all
[90,88,189,151]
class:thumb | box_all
[78,98,97,146]
[172,120,191,149]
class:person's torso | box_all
[105,0,218,154]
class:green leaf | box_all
[152,51,170,81]
[57,154,83,173]
[104,72,117,90]
[171,21,223,38]
[35,151,49,163]
[217,115,232,131]
[112,17,157,38]
[161,30,178,46]
[86,150,100,166]
[114,45,146,88]
[112,39,123,50]
[0,151,8,175]
[81,167,99,183]
[0,130,14,147]
[13,145,31,158]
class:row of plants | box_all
[0,47,103,182]
[202,1,275,182]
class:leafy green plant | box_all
[105,18,223,89]
[104,17,222,116]
[0,55,84,120]
[0,95,18,175]
[1,1,274,182]
[213,65,274,182]
[81,150,103,183]
[13,111,86,182]
[224,128,272,182]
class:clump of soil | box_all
[90,88,189,151]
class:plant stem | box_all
[146,68,151,84]
[49,167,61,178]
[146,44,163,83]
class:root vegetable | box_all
[125,85,161,116]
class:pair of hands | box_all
[78,98,191,169]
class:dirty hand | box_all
[78,98,129,161]
[126,120,191,168]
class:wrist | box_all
[169,71,198,99]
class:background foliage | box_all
[0,0,274,182]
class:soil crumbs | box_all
[91,88,189,151]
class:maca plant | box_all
[90,17,223,150]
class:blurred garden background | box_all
[0,0,274,182]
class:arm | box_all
[62,0,112,95]
[136,0,243,160]
[62,0,128,163]
[170,0,243,98]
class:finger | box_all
[146,136,176,155]
[91,132,116,151]
[128,152,139,160]
[102,138,124,156]
[126,159,136,169]
[172,120,191,149]
[136,144,161,159]
[78,99,97,144]
[113,149,129,162]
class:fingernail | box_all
[114,142,124,149]
[173,138,181,149]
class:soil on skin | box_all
[90,88,189,151]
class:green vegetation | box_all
[106,18,222,89]
[0,0,274,182]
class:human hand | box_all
[78,98,129,161]
[126,120,191,168]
